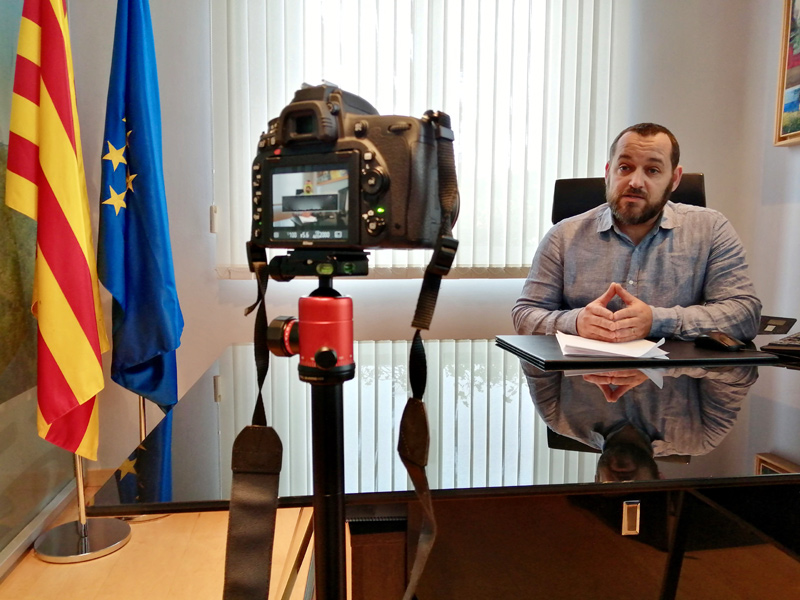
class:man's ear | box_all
[671,165,683,192]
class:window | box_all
[211,0,612,278]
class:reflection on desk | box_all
[522,363,758,482]
[89,339,800,516]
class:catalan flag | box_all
[98,0,183,410]
[5,0,108,460]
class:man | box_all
[512,123,761,341]
[521,361,757,482]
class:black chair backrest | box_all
[551,172,706,224]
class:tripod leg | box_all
[310,384,347,600]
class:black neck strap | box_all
[223,261,282,599]
[400,110,459,599]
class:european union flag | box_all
[98,0,183,410]
[115,409,173,503]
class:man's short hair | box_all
[609,123,680,170]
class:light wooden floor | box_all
[0,505,320,600]
[7,492,800,599]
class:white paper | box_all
[556,331,669,360]
[639,368,665,387]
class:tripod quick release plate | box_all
[267,249,370,281]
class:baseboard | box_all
[0,481,76,583]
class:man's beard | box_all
[607,183,672,226]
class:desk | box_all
[89,339,800,598]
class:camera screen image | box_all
[270,165,350,243]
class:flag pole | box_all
[33,455,132,563]
[139,395,147,440]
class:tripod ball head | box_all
[267,287,356,384]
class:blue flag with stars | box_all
[115,409,173,503]
[98,0,183,410]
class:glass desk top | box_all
[88,337,800,516]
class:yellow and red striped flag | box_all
[6,0,109,460]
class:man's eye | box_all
[618,165,630,172]
[648,168,660,174]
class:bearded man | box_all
[512,123,761,341]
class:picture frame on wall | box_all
[755,452,800,475]
[775,0,800,146]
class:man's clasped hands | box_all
[576,282,654,343]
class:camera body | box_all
[249,85,444,259]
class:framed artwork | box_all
[755,452,800,475]
[316,169,348,185]
[775,0,800,146]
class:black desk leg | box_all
[660,490,691,600]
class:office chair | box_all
[551,172,706,224]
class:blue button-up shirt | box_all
[512,202,761,340]
[523,364,757,457]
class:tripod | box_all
[267,251,367,600]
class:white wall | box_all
[610,1,755,234]
[69,0,800,470]
[739,1,800,319]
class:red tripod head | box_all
[267,286,355,384]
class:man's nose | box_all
[627,168,645,189]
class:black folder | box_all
[496,334,780,370]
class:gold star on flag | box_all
[126,171,137,191]
[118,456,137,480]
[103,140,127,171]
[103,185,127,215]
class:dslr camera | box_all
[248,84,452,262]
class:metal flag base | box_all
[33,518,131,564]
[34,455,131,564]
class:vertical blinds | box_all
[211,0,612,274]
[217,340,598,498]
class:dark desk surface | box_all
[88,337,800,516]
[496,333,781,369]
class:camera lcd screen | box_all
[269,163,352,243]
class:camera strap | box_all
[223,261,283,600]
[225,111,458,600]
[399,111,460,600]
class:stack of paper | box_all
[556,331,669,360]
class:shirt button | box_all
[628,280,634,285]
